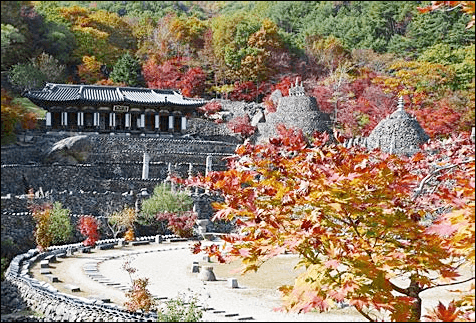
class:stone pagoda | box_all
[255,77,332,143]
[366,97,429,155]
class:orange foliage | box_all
[179,126,474,322]
[76,55,105,84]
[29,201,54,252]
[122,257,156,312]
[1,89,38,138]
[124,228,135,242]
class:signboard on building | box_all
[113,105,129,112]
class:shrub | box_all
[139,183,195,236]
[29,199,73,251]
[155,211,197,238]
[78,215,100,247]
[157,293,203,322]
[49,202,73,245]
[108,206,137,239]
[122,256,157,312]
[124,227,135,241]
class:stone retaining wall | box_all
[3,236,184,322]
[1,162,227,195]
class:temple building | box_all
[23,83,207,134]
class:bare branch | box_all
[420,276,475,293]
[412,158,475,201]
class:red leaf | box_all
[426,221,458,236]
[424,301,462,322]
[324,259,340,269]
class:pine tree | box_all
[109,52,143,87]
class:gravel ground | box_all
[28,240,474,322]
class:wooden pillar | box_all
[140,114,145,129]
[168,114,174,132]
[46,112,52,128]
[181,116,187,132]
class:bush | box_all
[49,202,73,245]
[157,293,203,322]
[78,215,100,247]
[1,257,8,281]
[139,183,196,236]
[108,206,137,239]
[29,199,73,252]
[155,211,197,238]
[122,256,157,312]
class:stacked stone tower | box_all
[366,97,429,155]
[255,77,332,143]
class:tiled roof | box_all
[24,83,207,108]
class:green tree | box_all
[29,199,73,251]
[31,52,66,84]
[8,52,66,92]
[388,5,474,59]
[0,1,34,70]
[109,52,143,87]
[39,21,77,66]
[49,201,73,245]
[418,43,475,90]
[8,62,47,92]
[300,2,415,54]
[265,1,317,34]
[1,24,25,67]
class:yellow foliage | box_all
[124,228,135,242]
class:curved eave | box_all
[23,83,208,109]
[25,95,207,111]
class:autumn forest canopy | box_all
[1,1,474,139]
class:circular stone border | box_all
[4,235,257,322]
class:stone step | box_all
[64,284,80,292]
[39,260,49,268]
[79,246,92,253]
[45,274,59,283]
[88,295,111,303]
[95,243,116,250]
[44,254,56,263]
[237,316,254,321]
[131,240,150,246]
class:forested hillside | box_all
[1,1,475,140]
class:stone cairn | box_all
[255,76,332,143]
[343,96,430,156]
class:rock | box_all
[42,135,92,164]
[199,266,217,281]
[251,110,264,127]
